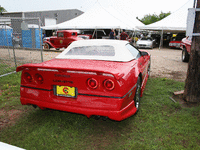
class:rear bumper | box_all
[20,87,137,121]
[169,43,181,48]
[20,97,137,121]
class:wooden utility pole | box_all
[183,0,200,102]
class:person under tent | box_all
[120,29,129,40]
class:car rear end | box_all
[17,59,137,121]
[169,41,181,48]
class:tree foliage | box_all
[0,6,7,13]
[137,12,171,25]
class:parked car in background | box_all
[180,36,192,62]
[16,39,151,121]
[43,30,83,50]
[136,37,156,49]
[77,35,91,39]
[81,30,107,39]
[42,37,50,44]
[169,33,185,49]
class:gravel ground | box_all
[0,47,188,82]
[144,48,188,82]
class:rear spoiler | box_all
[16,64,125,80]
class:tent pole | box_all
[159,30,163,50]
[96,29,98,39]
[92,29,96,39]
[133,29,136,45]
[118,29,121,40]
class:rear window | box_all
[65,45,115,56]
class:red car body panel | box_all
[17,51,150,121]
[180,37,192,54]
[43,30,83,49]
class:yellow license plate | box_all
[55,85,77,98]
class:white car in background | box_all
[136,37,156,49]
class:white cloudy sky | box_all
[1,0,193,18]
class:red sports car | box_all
[16,39,151,121]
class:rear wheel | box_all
[182,47,189,62]
[44,43,50,50]
[147,64,151,78]
[134,76,142,112]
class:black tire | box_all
[134,76,142,112]
[44,43,50,50]
[182,47,189,62]
[93,115,101,120]
[147,64,151,78]
[56,48,60,50]
[32,105,37,109]
[147,57,151,78]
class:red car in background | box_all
[169,33,185,49]
[16,39,151,121]
[43,30,83,50]
[180,36,192,62]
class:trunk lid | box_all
[17,59,135,80]
[17,59,136,97]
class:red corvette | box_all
[16,39,151,121]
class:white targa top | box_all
[56,39,135,62]
[0,142,25,150]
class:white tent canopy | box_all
[43,3,144,31]
[137,0,194,32]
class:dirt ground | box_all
[144,48,188,82]
[1,47,188,82]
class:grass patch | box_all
[0,76,200,150]
[0,72,22,109]
[0,62,16,75]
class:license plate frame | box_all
[53,85,78,98]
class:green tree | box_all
[138,12,171,25]
[0,6,7,13]
[159,11,171,20]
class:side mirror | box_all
[140,51,148,56]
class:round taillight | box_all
[24,72,32,82]
[87,78,98,89]
[35,73,44,84]
[104,79,115,90]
